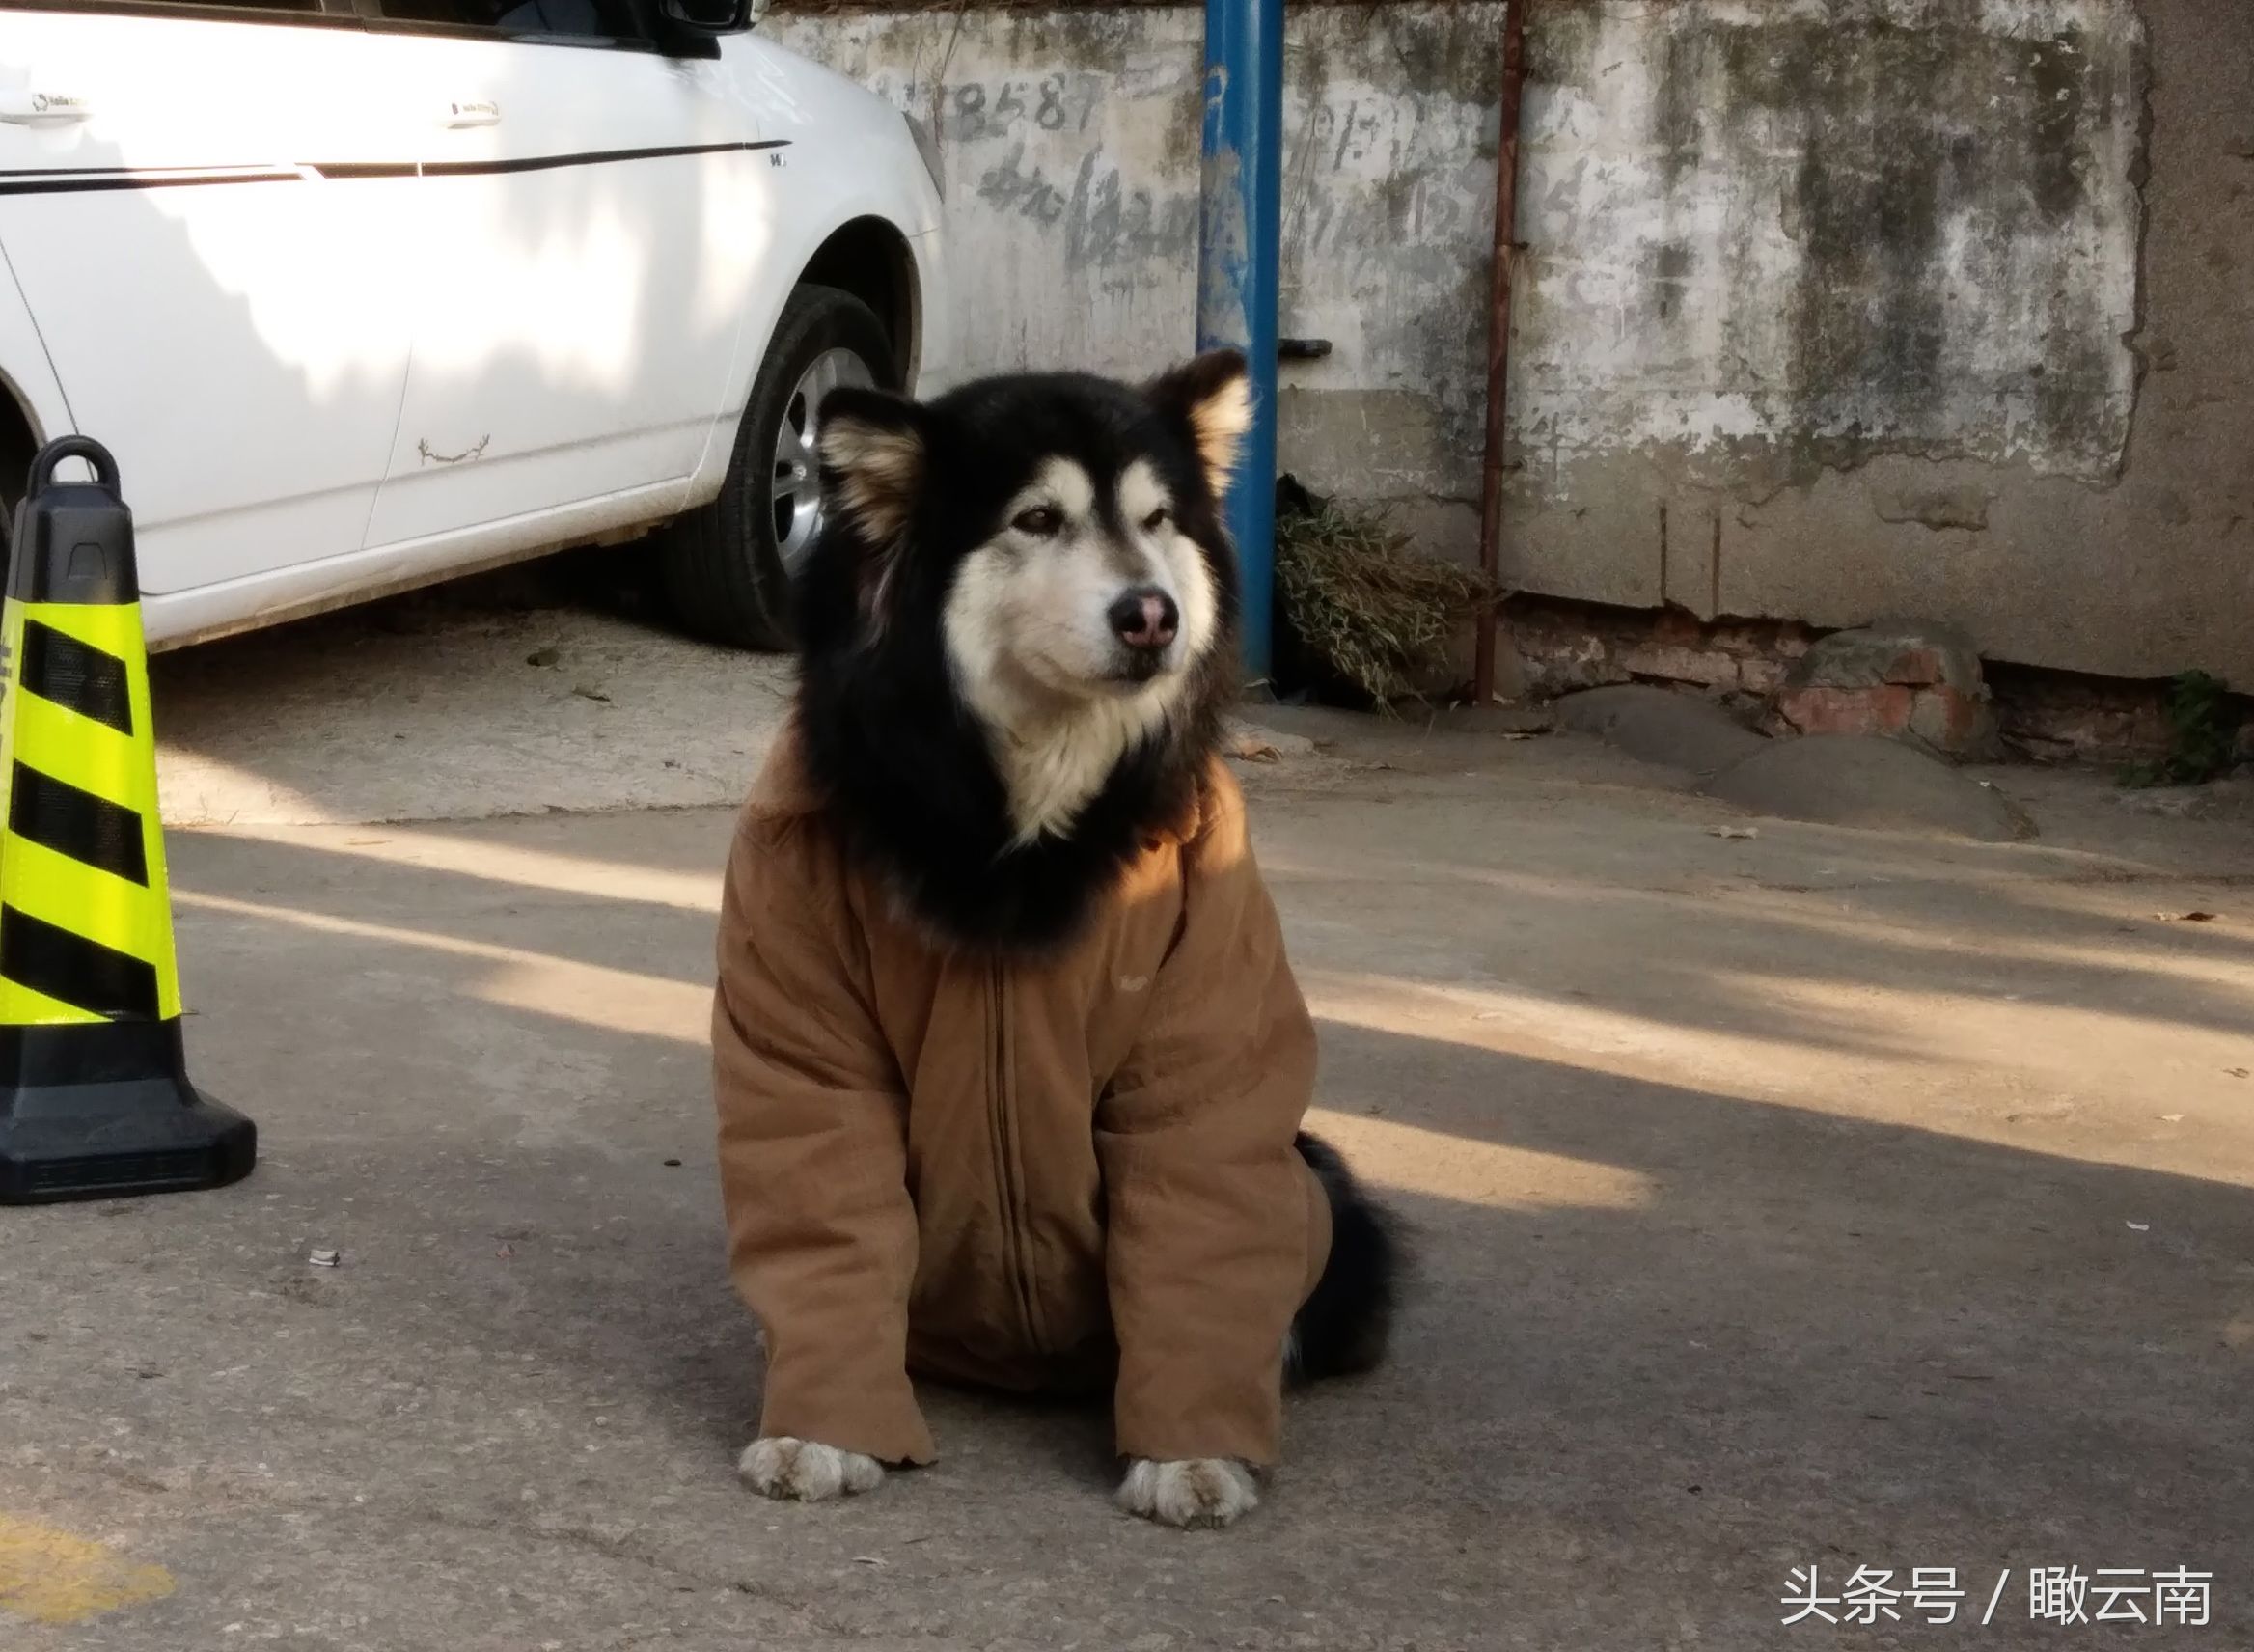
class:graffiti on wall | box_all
[772,5,1500,492]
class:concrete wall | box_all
[771,1,2254,683]
[771,2,1501,562]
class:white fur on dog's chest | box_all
[993,696,1170,844]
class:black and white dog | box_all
[742,350,1397,1524]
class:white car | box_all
[0,0,948,649]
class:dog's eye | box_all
[1012,506,1064,537]
[1141,506,1170,533]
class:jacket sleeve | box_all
[1095,768,1325,1467]
[711,808,935,1466]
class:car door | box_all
[0,0,417,596]
[355,0,766,552]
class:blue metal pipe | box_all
[1196,0,1283,681]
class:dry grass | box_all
[1274,493,1491,710]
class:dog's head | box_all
[804,351,1251,708]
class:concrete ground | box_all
[7,572,2253,1649]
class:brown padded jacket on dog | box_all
[712,725,1331,1470]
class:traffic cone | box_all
[0,436,254,1203]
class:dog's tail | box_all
[1287,1131,1403,1382]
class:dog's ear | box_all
[1146,348,1253,496]
[817,386,927,550]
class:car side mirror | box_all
[652,0,751,58]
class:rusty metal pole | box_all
[1472,0,1529,706]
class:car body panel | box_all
[0,234,69,452]
[0,4,947,647]
[0,11,420,596]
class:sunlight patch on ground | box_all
[158,750,330,827]
[175,890,708,1042]
[1300,968,1873,1072]
[1307,968,2254,1187]
[1303,1107,1656,1211]
[477,958,707,1042]
[1716,882,2254,998]
[207,826,723,912]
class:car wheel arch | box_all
[791,215,920,391]
[0,372,48,533]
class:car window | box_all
[368,0,646,42]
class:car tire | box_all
[658,284,896,651]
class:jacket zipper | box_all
[988,958,1045,1353]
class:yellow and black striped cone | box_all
[0,435,254,1203]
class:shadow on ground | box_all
[8,786,2251,1649]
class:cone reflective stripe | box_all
[0,435,254,1203]
[1,602,181,1023]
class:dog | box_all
[708,349,1399,1528]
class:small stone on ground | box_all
[1225,721,1317,761]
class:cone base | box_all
[0,1021,258,1204]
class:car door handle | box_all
[441,99,500,129]
[0,90,95,126]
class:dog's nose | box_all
[1107,587,1179,650]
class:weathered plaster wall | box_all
[1510,0,2253,685]
[772,1,2254,683]
[1517,2,2145,485]
[768,3,1500,560]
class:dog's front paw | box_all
[736,1436,884,1502]
[1115,1457,1260,1528]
